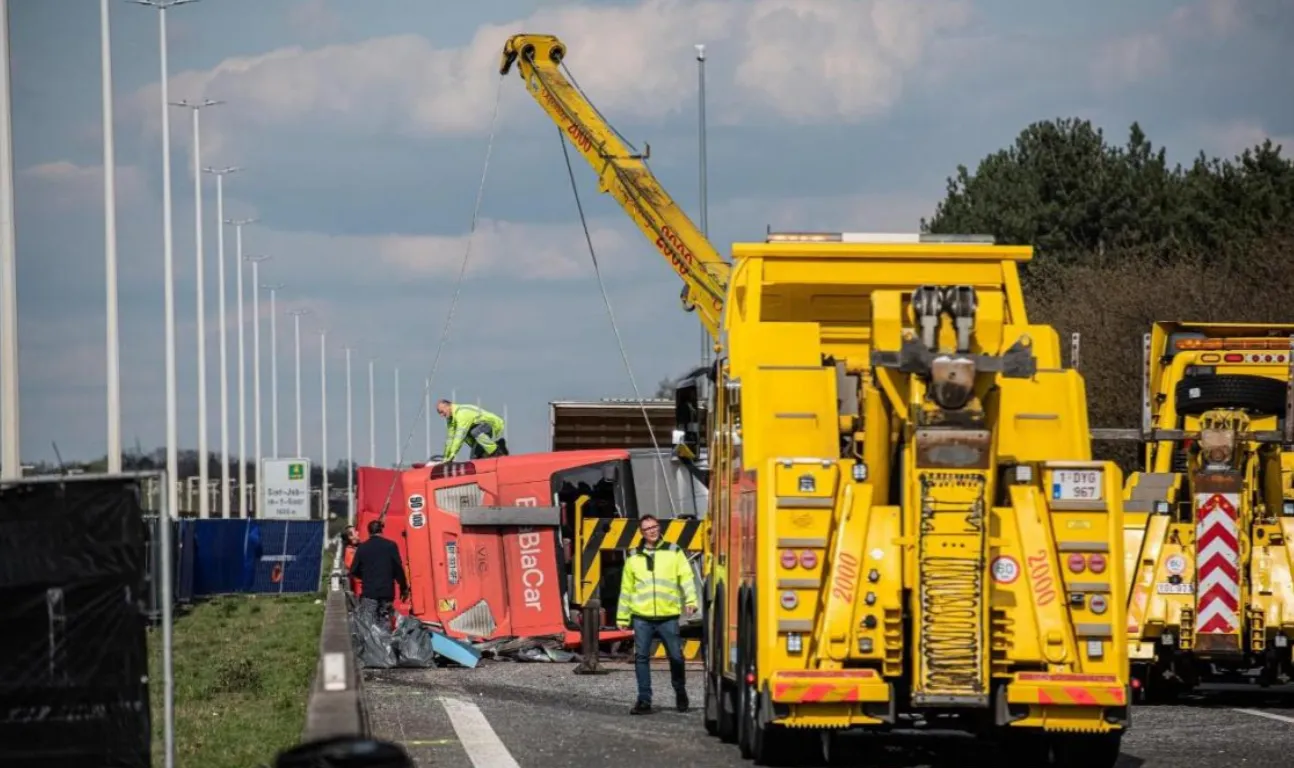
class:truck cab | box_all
[1121,322,1294,699]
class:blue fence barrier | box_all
[190,519,325,597]
[250,520,326,594]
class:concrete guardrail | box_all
[301,585,368,742]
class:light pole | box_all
[0,1,16,481]
[172,97,222,518]
[263,282,282,458]
[203,165,239,516]
[368,358,376,466]
[245,254,270,488]
[695,43,710,369]
[101,0,121,474]
[133,0,198,528]
[130,1,200,761]
[345,346,354,526]
[319,329,328,521]
[393,366,400,467]
[424,378,431,459]
[289,309,309,457]
[226,216,255,515]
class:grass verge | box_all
[148,593,325,768]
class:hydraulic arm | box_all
[500,34,729,340]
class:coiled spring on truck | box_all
[917,474,987,695]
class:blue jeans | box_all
[632,616,686,704]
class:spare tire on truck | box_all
[1174,374,1288,416]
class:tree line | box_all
[924,117,1293,466]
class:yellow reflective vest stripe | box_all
[616,541,698,624]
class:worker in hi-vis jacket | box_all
[435,399,509,460]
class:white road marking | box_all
[440,696,521,768]
[1233,708,1294,725]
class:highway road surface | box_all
[363,661,1294,767]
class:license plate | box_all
[1051,468,1103,501]
[446,541,460,585]
[1156,582,1193,594]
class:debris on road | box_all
[350,600,480,670]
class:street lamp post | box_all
[202,165,239,517]
[100,0,121,474]
[345,346,354,526]
[319,330,327,521]
[368,359,375,466]
[695,43,710,369]
[227,217,255,515]
[263,283,282,458]
[0,3,17,482]
[130,0,200,761]
[172,97,222,518]
[393,366,400,467]
[289,309,309,457]
[424,378,431,459]
[245,254,270,493]
[132,0,199,524]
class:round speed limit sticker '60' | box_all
[991,555,1020,585]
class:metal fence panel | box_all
[0,474,153,767]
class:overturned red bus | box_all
[356,448,699,646]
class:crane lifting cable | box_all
[555,126,679,518]
[375,75,505,523]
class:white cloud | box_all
[1091,0,1248,88]
[1186,119,1294,160]
[127,0,971,157]
[20,161,148,212]
[1091,33,1170,88]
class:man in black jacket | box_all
[350,519,409,626]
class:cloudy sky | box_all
[9,0,1292,466]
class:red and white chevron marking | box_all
[1195,492,1241,634]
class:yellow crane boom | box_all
[500,33,729,341]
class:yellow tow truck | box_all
[502,33,1129,766]
[1108,322,1294,701]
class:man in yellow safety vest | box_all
[435,399,509,460]
[616,514,698,715]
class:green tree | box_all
[923,118,1294,267]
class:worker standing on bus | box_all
[616,514,698,715]
[435,399,509,460]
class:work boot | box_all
[676,690,690,713]
[630,701,653,715]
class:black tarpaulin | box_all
[0,476,151,768]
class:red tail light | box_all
[1223,353,1244,362]
[780,549,798,568]
[1088,553,1107,574]
[799,550,818,569]
[1067,553,1086,573]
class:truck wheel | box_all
[737,594,756,759]
[711,594,738,743]
[1053,732,1123,768]
[754,725,823,767]
[1174,373,1287,415]
[704,661,719,735]
[998,729,1051,765]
